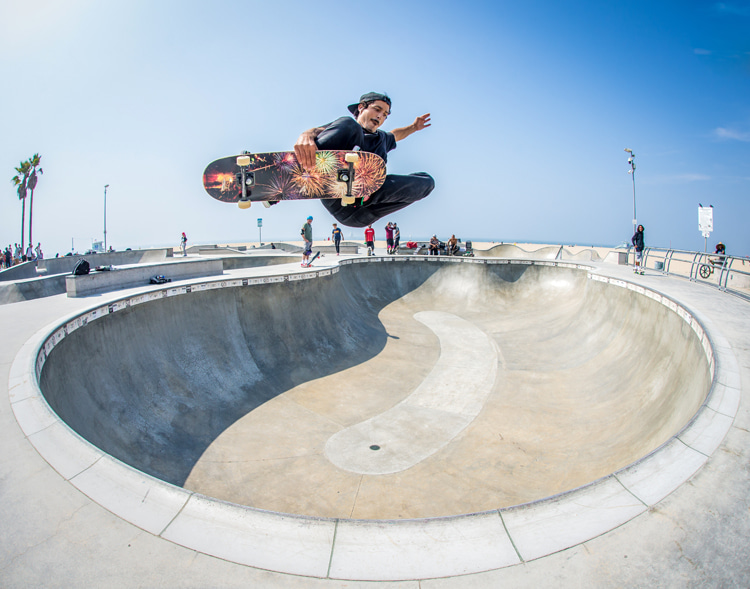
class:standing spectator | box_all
[384,222,395,254]
[25,244,34,261]
[14,243,22,263]
[331,223,343,255]
[631,224,645,275]
[429,234,440,256]
[301,215,313,266]
[392,223,400,252]
[35,242,43,260]
[364,224,375,255]
[4,246,10,268]
[180,232,188,256]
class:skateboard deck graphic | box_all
[203,150,386,208]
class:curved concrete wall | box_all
[38,261,711,520]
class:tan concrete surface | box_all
[179,263,709,519]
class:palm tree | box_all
[11,160,31,255]
[26,154,43,249]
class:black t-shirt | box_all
[361,128,397,162]
[320,116,397,163]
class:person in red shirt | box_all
[364,225,375,255]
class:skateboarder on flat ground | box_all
[631,224,645,274]
[301,216,313,266]
[294,92,435,228]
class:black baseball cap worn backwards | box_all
[347,92,392,116]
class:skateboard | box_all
[302,251,321,267]
[203,150,386,209]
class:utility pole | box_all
[104,184,110,251]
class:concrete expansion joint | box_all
[670,433,702,455]
[612,472,649,508]
[497,510,523,563]
[325,519,339,578]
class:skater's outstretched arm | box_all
[391,113,431,141]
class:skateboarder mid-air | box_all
[294,92,435,228]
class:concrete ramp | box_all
[0,260,38,281]
[482,244,561,259]
[0,274,67,304]
[38,260,710,520]
[560,247,603,262]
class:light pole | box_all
[103,184,109,252]
[624,149,637,237]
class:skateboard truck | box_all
[338,148,360,206]
[237,152,253,209]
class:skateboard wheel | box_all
[236,155,251,167]
[344,152,360,163]
[238,199,251,209]
[262,201,273,208]
[341,195,356,206]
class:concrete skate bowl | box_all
[35,259,713,521]
[17,257,732,579]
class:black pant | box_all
[333,239,341,253]
[316,118,435,228]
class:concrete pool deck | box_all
[1,253,748,587]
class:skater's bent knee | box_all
[412,173,435,196]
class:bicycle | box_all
[698,256,726,279]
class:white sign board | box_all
[698,206,713,237]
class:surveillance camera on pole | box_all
[104,184,110,252]
[624,149,637,235]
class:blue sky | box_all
[2,0,748,256]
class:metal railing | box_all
[636,247,750,301]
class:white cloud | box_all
[647,174,711,185]
[714,127,750,142]
[0,0,94,53]
[678,173,712,182]
[694,48,713,55]
[714,2,750,16]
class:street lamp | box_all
[624,149,637,237]
[104,184,109,252]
